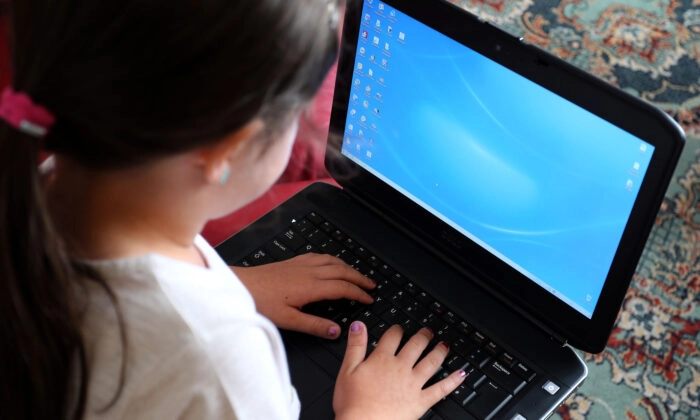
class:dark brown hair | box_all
[0,0,341,418]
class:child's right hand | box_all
[333,322,466,420]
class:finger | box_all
[339,321,368,374]
[296,253,350,268]
[308,279,374,304]
[421,369,467,407]
[413,341,450,380]
[396,328,433,365]
[373,324,404,356]
[315,263,377,291]
[275,309,343,339]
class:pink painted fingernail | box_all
[459,370,466,378]
[350,321,362,333]
[328,326,340,338]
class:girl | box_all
[0,0,466,418]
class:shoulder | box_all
[79,239,299,419]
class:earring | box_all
[219,166,231,185]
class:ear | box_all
[198,119,265,185]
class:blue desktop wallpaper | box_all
[342,0,654,317]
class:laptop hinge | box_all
[343,186,571,350]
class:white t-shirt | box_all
[79,235,301,419]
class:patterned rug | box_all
[447,0,700,418]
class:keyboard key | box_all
[401,298,421,317]
[467,348,491,368]
[296,243,318,255]
[331,228,346,242]
[405,282,420,296]
[370,295,390,314]
[471,331,488,346]
[444,354,468,372]
[449,335,478,358]
[357,309,381,329]
[450,382,476,405]
[266,239,294,261]
[435,325,452,342]
[291,218,314,234]
[336,248,357,265]
[369,320,390,338]
[390,289,409,305]
[484,341,500,356]
[415,290,434,306]
[378,262,394,277]
[319,221,335,233]
[467,380,512,420]
[279,228,306,251]
[366,255,382,269]
[377,278,400,298]
[247,248,273,265]
[342,236,357,250]
[442,311,458,326]
[381,306,407,325]
[306,211,325,225]
[433,398,477,420]
[354,261,373,276]
[335,314,354,331]
[483,360,526,394]
[431,301,445,316]
[498,352,516,368]
[420,313,444,332]
[306,228,330,246]
[456,320,472,336]
[399,318,417,337]
[513,361,536,382]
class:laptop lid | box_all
[325,0,685,353]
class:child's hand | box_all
[333,322,466,420]
[232,253,375,339]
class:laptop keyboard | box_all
[235,211,538,420]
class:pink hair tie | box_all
[0,86,56,138]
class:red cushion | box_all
[278,64,336,183]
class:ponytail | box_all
[0,124,88,419]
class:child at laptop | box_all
[0,0,466,419]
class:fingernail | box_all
[459,370,466,378]
[350,321,362,333]
[440,341,449,351]
[328,326,340,338]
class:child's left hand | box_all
[232,253,375,339]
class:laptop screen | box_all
[340,0,655,318]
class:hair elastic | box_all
[0,87,56,138]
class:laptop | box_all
[215,0,685,418]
